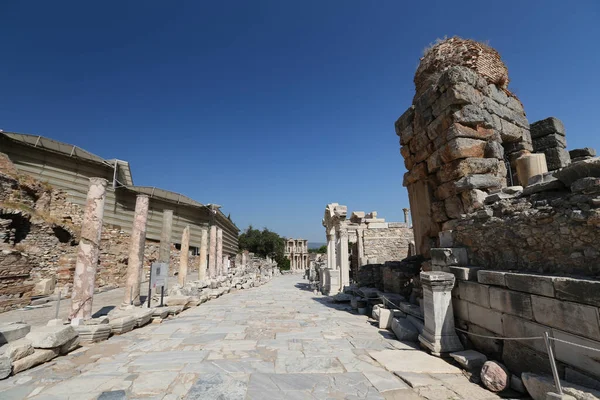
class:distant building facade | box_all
[285,238,309,273]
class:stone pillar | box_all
[356,229,365,267]
[178,225,190,286]
[403,208,410,225]
[70,178,107,320]
[159,209,173,264]
[223,255,229,275]
[216,228,223,275]
[209,225,217,278]
[418,271,463,356]
[241,251,247,267]
[199,228,208,281]
[339,228,350,289]
[327,233,335,270]
[123,194,149,306]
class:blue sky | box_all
[1,1,599,242]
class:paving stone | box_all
[98,390,127,400]
[364,370,409,392]
[185,373,247,399]
[369,350,461,374]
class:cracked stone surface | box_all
[0,275,501,399]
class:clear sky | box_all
[1,1,599,242]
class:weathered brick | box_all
[531,295,600,341]
[489,287,533,319]
[505,273,555,297]
[467,302,503,335]
[502,314,548,354]
[554,277,600,307]
[477,270,507,287]
[458,281,490,308]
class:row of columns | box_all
[69,178,234,320]
[290,254,309,271]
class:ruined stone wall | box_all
[449,190,600,276]
[452,269,600,384]
[362,224,414,263]
[397,64,532,256]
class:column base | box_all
[418,329,463,357]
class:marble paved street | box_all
[0,275,501,399]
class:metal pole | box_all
[160,286,164,307]
[130,287,133,306]
[544,331,563,395]
[55,292,61,320]
[147,267,152,308]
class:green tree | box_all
[308,245,327,254]
[238,226,289,269]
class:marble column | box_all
[241,251,247,267]
[216,228,223,275]
[208,225,217,278]
[339,228,350,289]
[159,209,173,264]
[326,233,335,269]
[223,255,229,275]
[123,194,149,306]
[178,225,190,286]
[70,178,107,321]
[418,271,463,356]
[199,228,208,281]
[403,208,410,224]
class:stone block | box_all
[553,330,600,379]
[33,278,56,296]
[461,189,487,213]
[467,303,503,335]
[449,349,487,370]
[502,314,548,353]
[485,141,505,159]
[530,117,566,138]
[438,230,454,247]
[523,177,566,195]
[570,177,600,195]
[477,270,507,287]
[505,273,556,297]
[465,323,503,359]
[544,147,571,171]
[391,317,419,342]
[554,157,600,186]
[522,372,600,400]
[531,295,600,341]
[1,338,34,362]
[430,247,468,267]
[0,353,10,379]
[109,316,136,335]
[458,281,490,308]
[489,287,533,319]
[565,368,600,391]
[533,133,567,151]
[0,322,31,345]
[438,137,487,164]
[379,308,395,329]
[12,348,59,374]
[448,266,481,281]
[503,341,553,377]
[367,222,388,229]
[399,302,423,319]
[452,298,469,321]
[444,196,464,219]
[436,174,504,200]
[480,360,510,392]
[25,325,77,349]
[553,277,600,307]
[437,157,506,184]
[73,324,111,343]
[407,315,424,335]
[164,295,192,307]
[569,148,596,159]
[59,335,80,355]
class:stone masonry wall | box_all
[397,64,533,256]
[451,268,600,385]
[362,223,414,264]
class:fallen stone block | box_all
[522,372,600,400]
[554,157,600,186]
[450,349,487,370]
[332,293,352,303]
[570,177,600,195]
[391,317,419,342]
[1,338,34,362]
[372,304,382,320]
[523,178,565,195]
[406,315,424,335]
[12,348,59,374]
[0,353,11,379]
[59,336,80,355]
[25,325,77,349]
[109,316,136,335]
[399,302,424,320]
[33,278,56,296]
[164,296,192,307]
[570,148,596,159]
[73,325,111,344]
[164,305,184,315]
[0,322,31,345]
[378,308,398,329]
[152,308,169,319]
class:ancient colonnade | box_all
[68,179,238,320]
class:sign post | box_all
[148,262,169,308]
